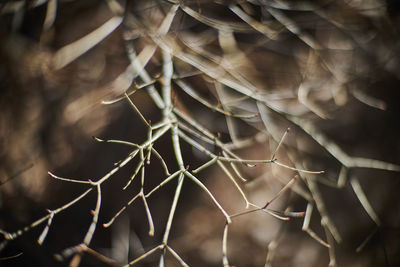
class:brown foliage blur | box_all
[1,1,400,266]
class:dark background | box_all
[1,1,400,266]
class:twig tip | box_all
[92,136,104,142]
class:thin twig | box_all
[222,223,230,267]
[123,245,163,267]
[166,246,189,267]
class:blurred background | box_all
[1,0,400,266]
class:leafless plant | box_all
[1,0,399,266]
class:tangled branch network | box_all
[1,0,400,266]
